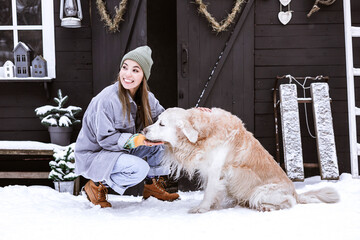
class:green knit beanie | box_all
[120,45,153,80]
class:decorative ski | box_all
[310,83,339,180]
[279,84,305,181]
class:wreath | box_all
[95,0,245,33]
[195,0,245,33]
[96,0,128,33]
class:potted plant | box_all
[49,144,78,194]
[35,89,82,146]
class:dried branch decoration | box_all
[195,0,245,33]
[307,0,337,18]
[96,0,128,33]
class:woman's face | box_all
[119,59,144,97]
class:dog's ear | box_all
[177,119,198,143]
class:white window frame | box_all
[0,0,55,79]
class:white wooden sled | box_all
[276,77,339,181]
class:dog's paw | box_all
[256,204,276,212]
[188,205,210,214]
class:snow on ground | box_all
[0,173,359,240]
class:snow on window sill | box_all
[0,77,54,82]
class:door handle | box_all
[179,90,184,99]
[181,43,188,78]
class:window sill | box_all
[0,77,53,82]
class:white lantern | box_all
[60,0,83,28]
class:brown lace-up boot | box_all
[83,180,112,208]
[157,176,178,193]
[143,178,180,201]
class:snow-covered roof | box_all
[3,60,14,67]
[32,55,46,63]
[13,41,31,52]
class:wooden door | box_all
[177,0,254,131]
[91,0,147,95]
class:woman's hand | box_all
[124,133,164,148]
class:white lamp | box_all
[60,0,83,28]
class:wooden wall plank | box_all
[0,149,53,155]
[255,66,346,79]
[256,48,345,66]
[0,172,49,179]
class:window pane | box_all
[18,30,42,57]
[0,30,13,66]
[16,0,42,25]
[0,0,12,25]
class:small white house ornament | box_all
[3,60,14,78]
[13,41,31,77]
[278,11,292,25]
[31,55,47,77]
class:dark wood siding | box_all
[0,0,93,188]
[91,0,147,95]
[254,0,360,175]
[0,0,93,143]
[176,0,255,131]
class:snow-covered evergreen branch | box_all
[35,89,82,127]
[49,144,78,181]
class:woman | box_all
[75,46,179,208]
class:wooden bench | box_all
[0,141,80,195]
[0,141,55,179]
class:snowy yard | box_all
[0,173,359,240]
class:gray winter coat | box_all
[74,81,164,182]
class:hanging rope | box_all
[96,0,128,33]
[195,31,232,107]
[195,0,245,33]
[307,0,337,18]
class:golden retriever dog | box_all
[144,107,340,213]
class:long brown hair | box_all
[117,74,153,129]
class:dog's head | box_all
[144,107,198,147]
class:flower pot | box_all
[48,126,73,146]
[54,181,75,194]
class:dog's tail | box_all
[296,187,340,204]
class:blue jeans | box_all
[106,145,169,195]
